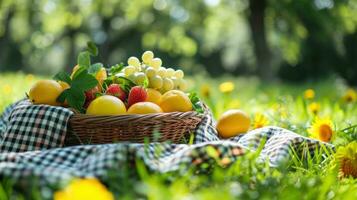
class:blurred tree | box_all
[0,0,357,85]
[248,0,273,80]
[339,31,357,86]
[269,0,357,85]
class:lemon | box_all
[216,109,251,138]
[29,80,63,106]
[86,95,126,115]
[160,90,192,112]
[127,102,163,114]
[146,88,162,105]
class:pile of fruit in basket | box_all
[27,42,203,115]
[27,42,252,139]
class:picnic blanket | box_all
[0,100,334,185]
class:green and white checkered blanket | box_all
[0,100,334,184]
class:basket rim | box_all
[70,102,209,118]
[73,110,202,116]
[69,110,204,122]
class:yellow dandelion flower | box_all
[2,84,12,95]
[308,117,334,142]
[253,113,269,129]
[54,178,114,200]
[200,84,211,98]
[219,82,234,94]
[304,89,315,100]
[336,141,357,178]
[343,89,357,103]
[308,102,321,115]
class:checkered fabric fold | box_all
[0,100,73,152]
[0,100,334,184]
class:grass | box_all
[0,72,356,199]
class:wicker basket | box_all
[65,110,204,145]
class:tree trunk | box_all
[248,0,273,80]
[65,29,77,73]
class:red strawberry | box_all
[84,86,100,108]
[128,86,147,107]
[106,84,126,101]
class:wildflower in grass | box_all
[200,84,211,98]
[308,117,334,142]
[304,89,315,100]
[308,102,321,115]
[54,178,114,200]
[219,81,234,94]
[2,84,12,95]
[336,141,357,178]
[343,89,357,103]
[253,112,269,129]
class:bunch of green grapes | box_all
[120,51,188,93]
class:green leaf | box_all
[53,72,72,85]
[72,69,98,91]
[103,77,115,91]
[66,88,86,113]
[88,63,104,74]
[87,41,98,56]
[77,51,91,68]
[114,76,136,94]
[109,63,125,76]
[72,66,87,80]
[57,89,69,103]
[189,92,204,114]
[189,92,200,104]
[116,76,136,86]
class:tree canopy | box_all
[1,0,357,84]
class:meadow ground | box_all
[0,72,356,199]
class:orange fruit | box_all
[86,95,126,115]
[127,102,163,114]
[146,88,162,105]
[216,109,251,138]
[29,80,63,106]
[159,90,192,112]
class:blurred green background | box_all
[1,0,357,85]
